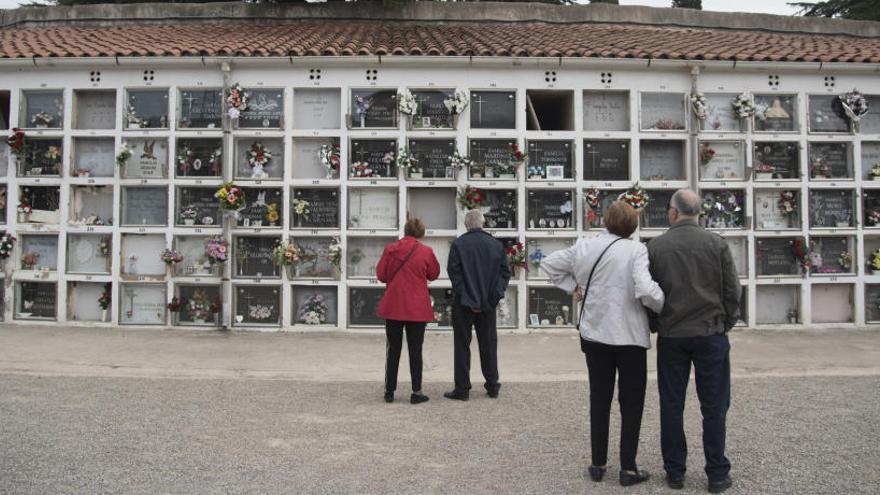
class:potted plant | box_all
[98,283,111,322]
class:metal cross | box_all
[182,93,198,115]
[585,145,601,175]
[529,143,542,167]
[472,93,487,124]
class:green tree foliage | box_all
[671,0,702,9]
[789,1,880,21]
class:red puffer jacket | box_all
[376,236,441,322]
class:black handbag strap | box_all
[386,242,419,284]
[576,237,622,328]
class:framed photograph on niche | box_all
[350,88,398,129]
[234,285,281,326]
[470,90,516,129]
[526,190,574,230]
[527,140,572,180]
[237,89,283,129]
[753,94,797,132]
[176,187,221,227]
[291,188,339,229]
[808,142,852,180]
[73,90,116,130]
[121,139,168,179]
[349,139,397,179]
[582,90,629,132]
[21,90,63,129]
[125,89,168,129]
[293,88,341,130]
[237,187,283,228]
[177,88,222,129]
[175,138,223,178]
[809,189,855,229]
[698,141,745,181]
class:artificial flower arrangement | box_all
[397,88,418,116]
[690,92,708,121]
[653,118,684,130]
[868,161,880,180]
[98,237,111,256]
[838,251,853,271]
[0,233,15,259]
[6,128,27,158]
[247,141,272,168]
[527,165,545,179]
[298,293,328,325]
[204,235,229,264]
[44,145,61,165]
[292,198,310,220]
[870,249,880,272]
[443,89,469,115]
[700,190,744,228]
[754,162,775,175]
[17,199,32,215]
[792,238,812,272]
[21,251,39,269]
[449,150,475,173]
[810,156,832,178]
[215,182,245,211]
[266,203,280,225]
[327,237,343,273]
[506,242,528,275]
[98,283,112,311]
[115,143,132,169]
[457,186,484,211]
[867,209,880,227]
[167,297,182,313]
[778,191,798,216]
[180,205,199,224]
[272,241,302,267]
[319,143,340,177]
[618,184,650,210]
[187,288,220,322]
[176,144,195,175]
[528,246,545,271]
[584,186,602,227]
[248,303,275,321]
[126,105,143,128]
[160,248,183,266]
[731,93,757,120]
[838,89,868,123]
[226,83,249,119]
[396,147,420,177]
[32,111,54,127]
[354,95,373,122]
[699,144,716,166]
[350,161,374,178]
[495,141,526,177]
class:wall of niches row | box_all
[0,64,879,329]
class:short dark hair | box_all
[604,201,639,238]
[404,217,426,238]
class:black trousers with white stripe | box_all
[384,320,426,393]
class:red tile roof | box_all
[1,20,880,63]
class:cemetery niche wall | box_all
[0,7,879,331]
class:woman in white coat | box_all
[541,201,664,487]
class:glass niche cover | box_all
[175,285,221,326]
[19,234,58,271]
[865,284,880,323]
[350,88,398,129]
[753,142,800,180]
[408,188,457,231]
[236,88,284,129]
[527,238,574,280]
[640,189,674,229]
[700,190,746,229]
[292,137,340,180]
[428,288,455,328]
[66,234,111,274]
[176,187,221,227]
[121,139,168,179]
[237,187,283,228]
[291,286,338,326]
[234,285,281,326]
[349,139,397,179]
[74,90,116,130]
[809,189,855,229]
[349,287,385,326]
[69,185,113,226]
[583,188,624,229]
[290,237,338,279]
[526,190,574,230]
[582,91,629,132]
[528,287,574,327]
[584,140,629,182]
[16,281,56,320]
[526,140,573,180]
[121,234,166,276]
[811,284,853,324]
[19,138,62,177]
[173,235,220,277]
[18,186,61,224]
[479,189,518,230]
[809,142,852,180]
[67,282,109,322]
[470,90,516,130]
[755,237,804,277]
[864,189,880,228]
[175,138,223,178]
[497,287,518,328]
[809,236,854,275]
[754,189,801,230]
[22,90,63,129]
[177,88,222,129]
[347,236,394,279]
[639,92,686,131]
[233,235,282,279]
[699,93,743,132]
[119,283,166,325]
[72,137,115,178]
[348,188,398,230]
[639,140,685,181]
[468,139,520,179]
[121,187,168,226]
[808,94,850,133]
[698,141,746,181]
[408,139,456,180]
[291,188,339,229]
[125,89,168,129]
[406,89,458,130]
[235,138,283,180]
[753,94,797,132]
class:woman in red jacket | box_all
[376,217,441,404]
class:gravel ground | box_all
[1,375,878,494]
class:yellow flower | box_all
[267,210,279,223]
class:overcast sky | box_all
[0,0,802,16]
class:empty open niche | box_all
[526,90,574,131]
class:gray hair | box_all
[464,209,485,230]
[671,189,701,217]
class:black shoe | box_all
[619,470,650,487]
[666,473,685,490]
[587,465,606,482]
[443,390,469,401]
[384,391,394,403]
[410,393,429,404]
[708,476,732,493]
[486,383,501,398]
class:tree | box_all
[671,0,702,9]
[789,1,880,21]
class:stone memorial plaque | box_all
[640,92,686,131]
[409,139,455,179]
[348,188,398,230]
[349,287,384,326]
[238,89,283,129]
[176,285,221,325]
[67,282,106,322]
[121,234,165,275]
[174,236,218,277]
[347,236,394,278]
[810,236,853,275]
[808,142,851,179]
[290,237,336,279]
[699,141,745,180]
[22,91,63,129]
[126,89,168,129]
[123,139,168,178]
[421,237,453,279]
[861,96,880,134]
[237,187,283,228]
[408,188,457,230]
[528,287,573,326]
[701,94,741,132]
[640,189,673,229]
[73,138,115,177]
[700,190,746,229]
[470,91,516,129]
[496,287,518,327]
[583,91,629,132]
[865,284,880,322]
[176,187,221,227]
[292,137,340,179]
[291,188,339,229]
[74,90,116,130]
[409,89,455,129]
[20,186,60,220]
[70,186,113,225]
[754,142,799,179]
[350,89,397,128]
[754,94,797,132]
[481,189,517,229]
[122,187,168,226]
[808,94,849,133]
[754,189,800,230]
[755,238,800,276]
[67,234,110,274]
[584,140,629,181]
[861,142,880,180]
[756,285,799,324]
[291,286,338,325]
[176,138,223,177]
[429,288,455,328]
[527,140,572,180]
[526,238,574,280]
[811,284,853,323]
[469,139,516,178]
[809,189,854,228]
[235,138,283,180]
[16,281,56,319]
[119,284,166,325]
[293,88,341,130]
[21,235,58,270]
[21,139,62,176]
[233,236,281,278]
[178,89,222,129]
[235,285,281,325]
[640,140,685,180]
[526,190,574,230]
[349,139,397,178]
[725,237,748,278]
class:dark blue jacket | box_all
[448,229,511,311]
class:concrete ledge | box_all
[1,1,879,38]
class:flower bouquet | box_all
[450,150,474,175]
[292,198,310,225]
[116,143,132,169]
[838,251,852,271]
[868,210,880,227]
[160,248,183,266]
[32,111,54,128]
[732,93,757,120]
[506,242,528,276]
[778,191,797,217]
[44,145,61,167]
[99,237,111,256]
[457,186,484,211]
[247,142,271,178]
[298,293,328,325]
[397,89,418,116]
[248,303,275,321]
[6,128,27,158]
[396,147,421,178]
[527,165,545,179]
[180,205,198,225]
[0,233,15,259]
[204,235,229,265]
[187,288,218,323]
[618,184,650,210]
[869,162,880,181]
[690,92,708,121]
[699,144,716,166]
[98,282,112,314]
[443,89,469,115]
[528,246,545,271]
[319,143,340,178]
[266,203,280,226]
[272,241,302,268]
[167,297,182,313]
[584,187,602,227]
[215,182,245,211]
[226,83,249,119]
[870,249,880,274]
[350,162,374,178]
[792,238,812,273]
[354,95,373,127]
[126,105,143,128]
[21,251,39,270]
[838,89,868,123]
[177,144,195,175]
[327,237,343,276]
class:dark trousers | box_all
[451,304,499,393]
[657,334,731,482]
[582,339,647,471]
[384,320,426,393]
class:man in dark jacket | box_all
[648,189,739,494]
[444,208,511,401]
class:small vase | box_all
[410,172,423,179]
[755,172,773,180]
[836,221,850,228]
[184,219,195,226]
[17,212,29,223]
[101,309,109,322]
